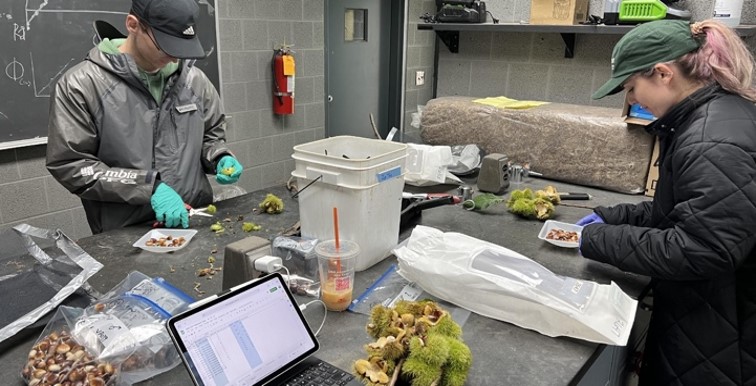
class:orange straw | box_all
[333,207,342,272]
[333,207,340,250]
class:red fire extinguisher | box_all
[272,47,295,115]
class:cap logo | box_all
[182,26,195,36]
[610,57,615,72]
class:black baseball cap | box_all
[592,20,701,100]
[131,0,206,59]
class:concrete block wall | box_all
[0,0,325,240]
[0,146,91,239]
[435,0,756,107]
[217,0,325,197]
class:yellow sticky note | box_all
[472,96,549,109]
[283,55,295,76]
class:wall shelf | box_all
[418,22,756,58]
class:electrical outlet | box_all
[415,71,425,86]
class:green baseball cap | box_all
[592,20,701,100]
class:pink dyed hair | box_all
[675,20,756,102]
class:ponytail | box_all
[675,20,756,102]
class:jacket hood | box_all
[89,39,181,92]
[98,37,124,55]
[88,44,147,92]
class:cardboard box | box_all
[619,93,659,196]
[530,0,590,25]
[645,138,659,197]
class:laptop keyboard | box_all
[283,360,356,386]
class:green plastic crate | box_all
[619,0,668,22]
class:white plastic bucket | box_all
[292,136,408,271]
[713,0,743,27]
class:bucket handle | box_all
[292,175,323,199]
[306,166,340,185]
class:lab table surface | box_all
[0,179,650,385]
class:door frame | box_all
[387,0,407,138]
[324,0,406,139]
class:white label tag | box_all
[287,75,295,92]
[386,282,423,308]
[385,127,398,141]
[75,314,129,348]
[132,279,160,297]
[131,279,182,314]
[609,281,632,337]
[175,103,198,113]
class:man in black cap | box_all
[46,0,244,234]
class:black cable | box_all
[580,15,604,25]
[419,12,438,23]
[421,2,495,24]
[486,10,499,24]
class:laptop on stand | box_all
[167,273,363,386]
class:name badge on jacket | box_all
[175,103,198,113]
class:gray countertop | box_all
[0,178,650,385]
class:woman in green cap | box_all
[577,19,756,385]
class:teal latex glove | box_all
[216,155,243,184]
[151,183,189,228]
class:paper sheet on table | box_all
[394,225,637,346]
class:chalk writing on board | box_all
[14,22,24,41]
[0,0,219,149]
[5,57,26,84]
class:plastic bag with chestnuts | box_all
[22,306,119,386]
[74,294,182,385]
[22,293,183,385]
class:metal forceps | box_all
[152,204,213,227]
[186,204,213,217]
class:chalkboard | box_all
[0,0,220,150]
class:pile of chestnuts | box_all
[22,330,116,386]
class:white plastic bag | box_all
[404,143,462,186]
[394,225,637,346]
[212,184,247,202]
[410,104,425,129]
[447,144,482,175]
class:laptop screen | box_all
[167,274,319,386]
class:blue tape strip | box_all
[376,166,402,183]
[348,263,397,312]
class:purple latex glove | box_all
[576,212,604,227]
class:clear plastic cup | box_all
[315,240,359,311]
